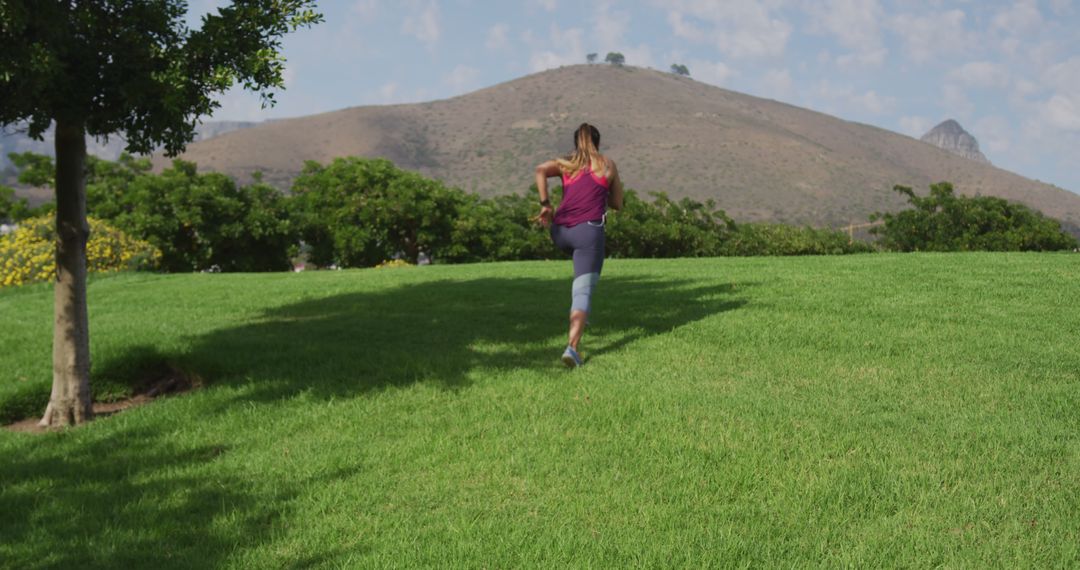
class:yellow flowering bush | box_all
[375,259,414,269]
[1,215,161,287]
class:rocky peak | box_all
[920,119,990,164]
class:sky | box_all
[194,0,1080,194]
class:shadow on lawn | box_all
[0,425,363,568]
[178,274,747,402]
[0,274,746,568]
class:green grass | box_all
[2,253,1079,567]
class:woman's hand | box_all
[532,205,554,227]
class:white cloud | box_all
[1043,56,1080,93]
[352,0,377,20]
[1049,0,1073,16]
[527,25,585,71]
[899,116,931,137]
[889,9,972,63]
[402,1,440,46]
[210,88,271,122]
[942,83,974,119]
[535,0,557,11]
[993,0,1043,35]
[281,65,297,89]
[973,116,1012,154]
[761,69,793,99]
[853,90,891,114]
[486,23,510,50]
[584,2,655,69]
[812,81,895,115]
[443,65,480,94]
[1041,94,1080,132]
[999,37,1021,57]
[807,0,889,70]
[377,82,399,103]
[1015,55,1080,133]
[620,45,657,69]
[593,0,631,50]
[1013,78,1040,99]
[364,82,432,106]
[803,0,887,67]
[661,0,792,59]
[835,48,887,68]
[949,61,1009,88]
[687,59,737,87]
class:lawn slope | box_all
[2,254,1079,567]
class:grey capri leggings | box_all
[550,221,605,314]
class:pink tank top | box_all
[553,164,609,227]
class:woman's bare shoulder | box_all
[604,156,619,175]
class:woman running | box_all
[534,123,624,368]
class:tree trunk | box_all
[39,121,93,427]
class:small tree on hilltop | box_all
[605,52,625,66]
[670,63,690,76]
[0,1,322,427]
[586,53,598,64]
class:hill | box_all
[159,65,1080,229]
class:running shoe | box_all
[561,346,583,368]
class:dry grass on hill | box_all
[160,65,1080,229]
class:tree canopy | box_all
[0,0,321,154]
[605,52,625,66]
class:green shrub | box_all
[89,158,297,272]
[8,153,296,273]
[0,184,38,222]
[90,156,295,270]
[723,223,875,256]
[442,192,560,263]
[290,157,466,267]
[871,182,1079,252]
[606,190,735,258]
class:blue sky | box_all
[195,0,1080,194]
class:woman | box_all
[534,123,624,368]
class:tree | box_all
[586,53,598,64]
[88,157,296,272]
[670,63,690,76]
[290,157,465,267]
[605,52,625,66]
[0,1,322,427]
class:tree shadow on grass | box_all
[0,425,364,569]
[179,274,748,404]
[0,274,747,568]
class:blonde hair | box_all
[556,123,603,177]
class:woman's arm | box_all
[607,159,624,211]
[534,160,562,226]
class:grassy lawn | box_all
[2,253,1079,567]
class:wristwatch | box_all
[539,198,551,207]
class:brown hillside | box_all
[159,64,1080,229]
